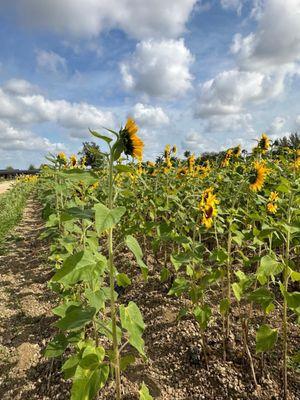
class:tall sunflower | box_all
[249,161,268,191]
[258,133,270,153]
[120,118,144,160]
[199,187,219,229]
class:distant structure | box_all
[0,169,40,179]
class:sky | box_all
[0,0,300,168]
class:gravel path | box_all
[0,181,14,194]
[0,199,61,399]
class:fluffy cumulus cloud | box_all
[0,120,63,152]
[121,39,194,98]
[36,50,67,73]
[231,0,300,70]
[195,69,286,117]
[131,103,169,127]
[0,80,115,136]
[13,0,197,40]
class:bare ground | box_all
[0,181,14,195]
[0,199,299,400]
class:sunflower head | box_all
[249,161,268,192]
[232,145,241,158]
[120,118,144,160]
[258,133,270,153]
[57,152,67,163]
[267,202,277,214]
[177,167,188,178]
[172,145,177,155]
[269,191,279,202]
[70,154,77,167]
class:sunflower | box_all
[177,167,188,178]
[164,144,171,158]
[267,202,277,214]
[269,191,279,202]
[249,161,268,192]
[120,118,144,160]
[232,145,241,158]
[201,203,217,228]
[258,133,270,153]
[172,145,177,155]
[57,152,67,163]
[199,187,219,229]
[70,154,77,167]
[187,154,195,173]
[221,149,232,167]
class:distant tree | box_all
[5,166,14,171]
[183,150,191,158]
[28,164,36,171]
[273,132,300,149]
[79,142,105,168]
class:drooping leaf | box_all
[255,324,278,353]
[119,301,146,356]
[248,287,275,312]
[125,235,148,279]
[44,334,68,358]
[194,304,211,330]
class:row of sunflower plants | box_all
[39,120,153,399]
[0,175,37,247]
[117,137,300,399]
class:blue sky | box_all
[0,0,300,168]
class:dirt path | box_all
[0,199,65,399]
[0,181,14,194]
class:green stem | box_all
[107,152,121,400]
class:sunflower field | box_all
[37,121,300,400]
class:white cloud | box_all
[3,79,39,95]
[120,38,194,98]
[131,103,169,127]
[220,0,243,15]
[268,116,286,135]
[205,113,254,134]
[232,0,300,70]
[195,69,286,118]
[181,130,218,153]
[0,80,115,136]
[14,0,197,40]
[36,50,67,73]
[0,120,63,152]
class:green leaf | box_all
[62,355,80,379]
[255,324,278,353]
[160,267,170,283]
[248,287,275,312]
[89,129,112,144]
[70,364,109,400]
[120,354,135,371]
[168,277,188,296]
[84,289,106,312]
[257,255,282,284]
[125,235,148,279]
[194,304,211,330]
[61,207,94,221]
[52,251,106,286]
[44,334,68,358]
[139,382,153,400]
[289,268,300,282]
[119,301,146,357]
[116,272,131,287]
[232,282,243,302]
[114,165,133,173]
[56,306,96,331]
[94,203,126,234]
[219,298,230,315]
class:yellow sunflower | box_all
[57,152,67,163]
[199,187,219,229]
[70,154,77,167]
[258,133,270,153]
[221,149,232,167]
[269,191,279,202]
[187,154,195,173]
[232,145,241,158]
[249,161,268,192]
[177,167,188,178]
[172,145,177,154]
[267,202,277,214]
[120,118,144,160]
